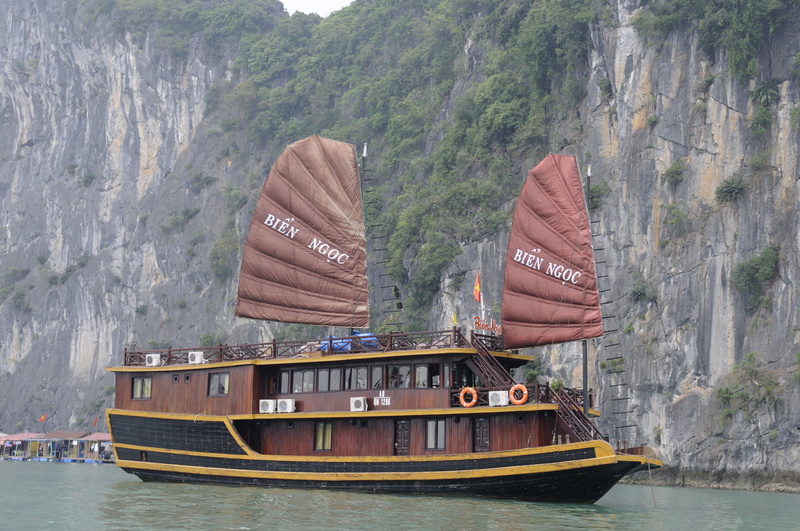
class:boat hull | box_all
[108,410,657,504]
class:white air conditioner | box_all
[488,390,509,407]
[187,351,206,365]
[259,399,276,414]
[277,398,296,413]
[350,397,368,412]
[145,354,161,367]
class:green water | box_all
[1,460,798,530]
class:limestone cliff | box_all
[1,0,799,490]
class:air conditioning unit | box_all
[350,397,368,412]
[488,390,509,407]
[259,399,276,414]
[145,354,161,367]
[277,398,296,413]
[187,351,206,364]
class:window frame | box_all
[314,421,332,451]
[132,376,152,400]
[425,418,446,451]
[207,372,230,397]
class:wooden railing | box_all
[123,328,471,366]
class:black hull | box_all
[126,460,636,504]
[109,411,657,504]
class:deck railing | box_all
[123,328,472,366]
[448,382,601,442]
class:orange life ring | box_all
[509,383,529,405]
[459,387,478,408]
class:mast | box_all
[583,165,592,415]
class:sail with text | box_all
[500,154,602,350]
[235,135,369,327]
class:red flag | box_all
[473,273,481,303]
[93,416,99,426]
[38,414,46,422]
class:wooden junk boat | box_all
[107,136,661,503]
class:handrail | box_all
[468,332,516,388]
[551,387,603,442]
[122,328,473,366]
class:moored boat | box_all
[106,136,660,503]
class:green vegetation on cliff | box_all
[80,0,791,328]
[631,0,800,80]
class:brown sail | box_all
[235,135,369,327]
[501,154,602,349]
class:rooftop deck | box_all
[122,328,505,367]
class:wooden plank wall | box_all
[114,366,256,415]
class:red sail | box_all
[501,154,602,349]
[235,136,369,327]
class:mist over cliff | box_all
[1,0,798,490]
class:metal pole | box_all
[583,164,591,415]
[583,340,589,415]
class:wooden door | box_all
[395,420,410,455]
[473,417,489,452]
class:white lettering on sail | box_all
[513,248,544,271]
[545,262,581,285]
[514,247,582,285]
[308,238,350,264]
[264,214,300,239]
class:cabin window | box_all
[315,422,332,451]
[415,365,429,388]
[371,366,383,389]
[317,369,330,392]
[344,367,368,390]
[388,365,411,388]
[278,371,290,394]
[426,419,446,450]
[443,363,450,388]
[132,376,151,399]
[317,368,342,392]
[208,372,229,397]
[414,364,441,388]
[292,369,314,393]
[329,368,341,391]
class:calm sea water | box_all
[1,460,798,530]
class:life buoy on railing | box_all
[509,383,529,405]
[459,387,478,408]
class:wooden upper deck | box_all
[112,328,533,369]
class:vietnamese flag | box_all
[93,416,98,426]
[473,273,481,303]
[38,414,46,422]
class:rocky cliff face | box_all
[0,0,268,430]
[434,3,800,490]
[1,0,799,489]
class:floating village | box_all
[0,429,113,463]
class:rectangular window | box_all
[292,369,314,393]
[415,365,429,388]
[132,376,151,399]
[278,371,290,394]
[329,368,341,391]
[426,419,446,450]
[371,366,383,389]
[388,365,411,388]
[208,372,229,397]
[315,421,332,451]
[317,369,330,392]
[344,366,368,390]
